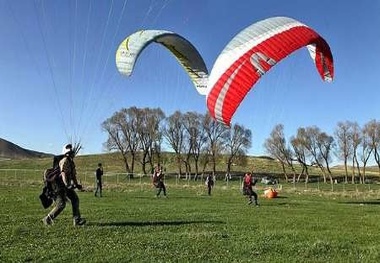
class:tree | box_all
[223,123,252,178]
[163,111,186,176]
[203,113,228,176]
[365,120,380,176]
[316,131,335,185]
[182,112,208,180]
[360,123,373,183]
[334,121,355,183]
[303,126,334,184]
[351,123,361,183]
[264,124,295,182]
[137,107,165,175]
[101,107,140,176]
[290,129,311,183]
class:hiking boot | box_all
[73,218,86,226]
[42,215,53,226]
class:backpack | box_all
[53,154,64,168]
[44,154,65,182]
[39,155,64,209]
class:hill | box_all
[0,138,51,159]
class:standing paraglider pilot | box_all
[95,163,103,197]
[205,173,214,195]
[243,172,259,206]
[42,144,86,226]
[152,165,167,197]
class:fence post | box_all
[317,178,320,191]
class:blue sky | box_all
[0,0,379,157]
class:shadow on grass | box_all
[132,196,206,200]
[340,200,380,205]
[88,220,225,227]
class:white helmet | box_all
[62,144,73,155]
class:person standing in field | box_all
[243,172,259,206]
[152,165,167,197]
[95,163,103,197]
[205,173,214,195]
[42,144,86,226]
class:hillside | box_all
[0,138,51,159]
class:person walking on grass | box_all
[95,163,103,197]
[42,144,86,226]
[243,172,259,206]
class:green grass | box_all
[2,176,380,262]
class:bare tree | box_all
[290,134,310,183]
[137,107,165,175]
[102,108,140,175]
[223,123,252,179]
[316,131,335,184]
[182,128,193,180]
[334,121,355,183]
[360,123,373,183]
[163,111,186,177]
[303,126,334,184]
[182,112,208,180]
[351,123,361,183]
[264,124,296,182]
[102,115,128,172]
[365,120,380,176]
[203,113,228,176]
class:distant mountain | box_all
[0,138,51,159]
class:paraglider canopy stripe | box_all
[206,16,334,126]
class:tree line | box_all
[102,107,380,184]
[264,120,380,184]
[101,107,251,178]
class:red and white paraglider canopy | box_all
[206,16,334,126]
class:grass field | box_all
[2,174,380,263]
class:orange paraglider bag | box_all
[264,188,278,198]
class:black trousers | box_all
[207,183,213,195]
[156,181,166,196]
[95,180,102,196]
[245,186,258,204]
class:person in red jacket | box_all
[243,172,259,206]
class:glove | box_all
[76,184,83,190]
[66,184,74,190]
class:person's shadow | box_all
[88,220,225,227]
[339,200,380,205]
